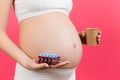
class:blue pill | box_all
[40,54,43,56]
[45,54,48,57]
[53,55,55,58]
[55,54,58,57]
[48,54,52,58]
[45,54,47,57]
[51,55,54,58]
[44,54,46,57]
[42,53,45,56]
[54,54,57,57]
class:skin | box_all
[0,0,101,70]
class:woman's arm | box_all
[0,0,50,70]
[0,0,70,70]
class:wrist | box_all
[16,52,33,68]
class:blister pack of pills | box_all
[38,53,61,65]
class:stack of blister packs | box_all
[38,53,60,65]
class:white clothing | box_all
[14,0,73,22]
[14,63,76,80]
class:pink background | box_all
[0,0,120,80]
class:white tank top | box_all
[14,0,73,23]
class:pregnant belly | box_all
[19,12,82,69]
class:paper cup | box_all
[85,28,100,46]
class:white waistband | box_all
[14,63,76,80]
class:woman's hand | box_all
[49,60,70,68]
[21,58,70,70]
[20,58,50,70]
[79,30,102,45]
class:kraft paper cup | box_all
[85,28,100,46]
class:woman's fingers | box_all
[50,60,70,68]
[33,60,70,70]
[97,35,101,38]
[79,31,87,44]
[96,30,102,44]
[98,30,102,35]
[25,59,49,70]
[32,63,49,70]
[79,31,86,37]
[79,29,102,45]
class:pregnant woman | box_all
[0,0,101,80]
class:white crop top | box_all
[14,0,73,23]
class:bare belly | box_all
[19,12,82,69]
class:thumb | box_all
[79,31,86,38]
[33,63,49,70]
[79,30,87,44]
[32,59,49,70]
